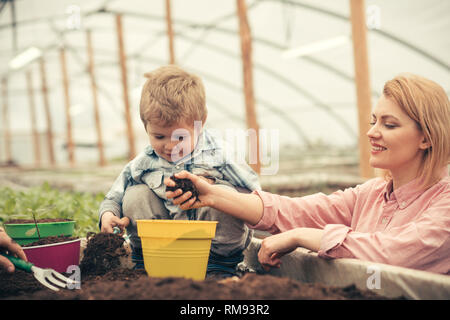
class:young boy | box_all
[99,65,260,278]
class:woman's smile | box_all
[370,141,387,154]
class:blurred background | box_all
[0,0,449,177]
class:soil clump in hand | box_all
[166,175,199,202]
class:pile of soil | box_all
[79,232,128,276]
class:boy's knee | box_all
[122,184,170,223]
[122,184,152,215]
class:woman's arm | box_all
[166,171,357,231]
[165,170,264,225]
[208,186,264,225]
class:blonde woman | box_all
[166,73,450,274]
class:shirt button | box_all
[401,201,406,207]
[381,217,389,224]
[175,165,180,169]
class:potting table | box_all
[243,238,450,300]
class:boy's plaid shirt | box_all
[99,129,261,220]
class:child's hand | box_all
[165,170,214,210]
[101,212,130,234]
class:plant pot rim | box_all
[4,220,75,226]
[22,238,81,250]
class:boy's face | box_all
[146,121,201,163]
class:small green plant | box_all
[0,182,103,237]
[30,209,41,240]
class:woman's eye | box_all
[155,136,164,140]
[369,121,396,129]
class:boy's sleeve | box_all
[98,164,133,228]
[219,157,261,192]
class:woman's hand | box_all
[258,229,302,271]
[0,227,28,272]
[258,228,323,271]
[165,170,215,210]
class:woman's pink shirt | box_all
[250,171,450,274]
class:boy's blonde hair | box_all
[382,73,450,189]
[139,65,207,128]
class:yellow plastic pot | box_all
[137,220,217,281]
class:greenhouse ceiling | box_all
[0,0,449,165]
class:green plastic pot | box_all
[3,221,76,245]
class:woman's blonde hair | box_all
[382,73,450,189]
[139,65,207,128]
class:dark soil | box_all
[166,175,199,202]
[22,235,78,247]
[78,232,128,276]
[3,268,387,300]
[0,268,47,298]
[3,218,73,224]
[0,231,394,300]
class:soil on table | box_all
[3,218,73,224]
[0,231,396,300]
[23,235,78,247]
[0,268,47,298]
[2,268,388,300]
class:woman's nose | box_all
[367,124,380,139]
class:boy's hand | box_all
[101,212,130,234]
[165,170,214,210]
